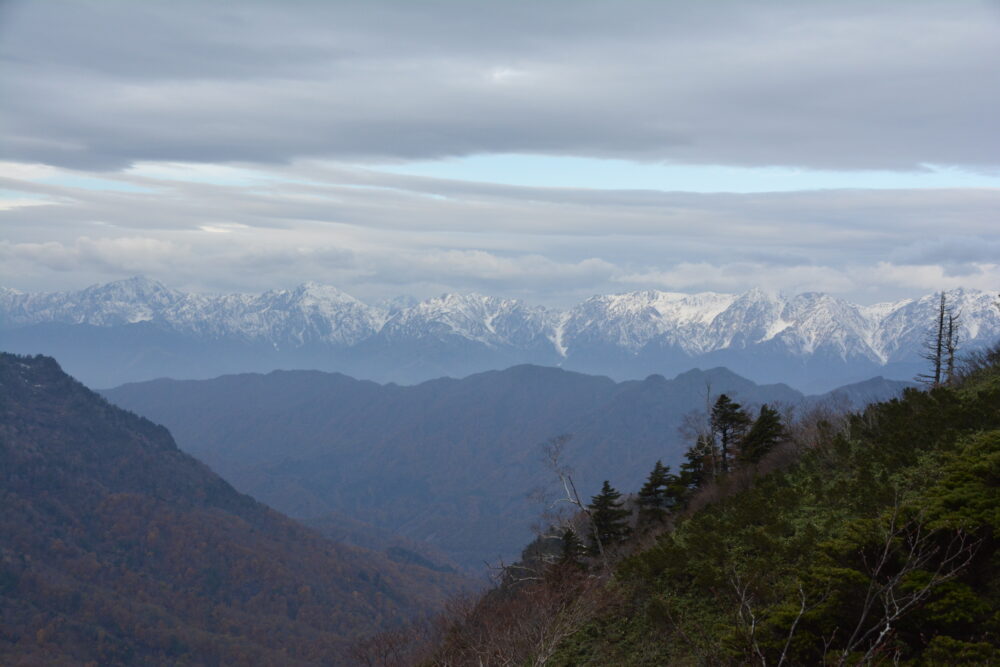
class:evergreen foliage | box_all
[738,404,786,464]
[710,394,752,473]
[559,528,587,568]
[544,349,1000,664]
[685,436,712,484]
[394,341,1000,664]
[677,436,711,497]
[636,460,676,526]
[587,481,631,554]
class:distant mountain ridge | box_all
[3,277,998,391]
[102,364,912,568]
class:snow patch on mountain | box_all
[377,293,551,348]
[2,278,999,368]
[549,312,571,358]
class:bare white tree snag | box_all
[541,435,607,568]
[945,308,961,385]
[730,567,828,666]
[729,567,766,665]
[918,292,948,387]
[777,583,829,667]
[837,504,980,666]
[918,292,962,387]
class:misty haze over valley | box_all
[2,0,999,664]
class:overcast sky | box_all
[1,0,998,306]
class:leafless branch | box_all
[837,504,980,665]
[541,435,607,568]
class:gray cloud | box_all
[2,1,998,305]
[2,161,998,304]
[2,1,999,170]
[891,236,1000,266]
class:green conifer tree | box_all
[678,437,710,492]
[558,527,586,568]
[739,404,786,464]
[711,394,752,473]
[637,460,675,525]
[587,480,631,555]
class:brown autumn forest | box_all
[0,353,468,665]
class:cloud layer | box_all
[1,1,998,304]
[2,161,998,304]
[2,1,999,171]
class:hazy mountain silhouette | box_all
[103,364,906,567]
[5,278,998,392]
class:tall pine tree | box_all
[637,460,676,526]
[587,480,631,555]
[679,436,710,492]
[739,404,786,464]
[711,394,751,473]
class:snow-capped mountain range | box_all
[2,277,998,392]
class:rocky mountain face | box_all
[3,277,997,391]
[0,353,468,665]
[102,364,910,569]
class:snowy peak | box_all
[0,276,182,327]
[558,287,1000,364]
[875,288,1000,361]
[703,288,786,350]
[0,278,382,346]
[380,293,551,347]
[770,293,879,360]
[377,295,419,315]
[288,282,369,310]
[93,275,172,296]
[2,279,999,369]
[168,283,384,346]
[562,290,737,352]
[74,276,182,325]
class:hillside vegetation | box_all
[0,354,468,666]
[417,347,1000,665]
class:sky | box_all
[1,0,998,307]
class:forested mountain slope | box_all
[103,365,904,569]
[423,347,1000,665]
[0,354,467,666]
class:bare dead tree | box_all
[945,308,961,385]
[725,495,981,667]
[430,572,612,666]
[776,582,831,667]
[702,380,719,478]
[785,402,850,459]
[729,567,767,665]
[348,622,434,667]
[917,292,963,387]
[836,504,980,666]
[490,557,548,585]
[730,567,829,667]
[526,575,612,666]
[540,435,608,569]
[678,381,720,479]
[918,292,948,387]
